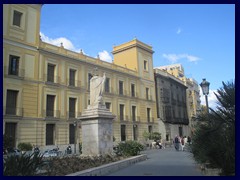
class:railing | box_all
[104,87,114,94]
[118,115,129,121]
[131,116,140,122]
[161,97,170,103]
[67,79,81,88]
[131,92,138,98]
[147,117,154,122]
[44,74,60,84]
[67,111,81,119]
[43,110,60,119]
[4,106,23,116]
[119,90,128,96]
[146,95,153,101]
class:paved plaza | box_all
[107,147,203,176]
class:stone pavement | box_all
[106,147,203,176]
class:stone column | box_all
[78,104,115,156]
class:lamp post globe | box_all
[200,78,210,113]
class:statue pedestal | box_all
[78,105,115,156]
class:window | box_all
[132,106,136,121]
[8,55,19,76]
[88,73,93,90]
[69,98,76,118]
[5,123,17,147]
[69,124,75,144]
[105,102,111,110]
[146,88,149,100]
[119,104,124,120]
[133,125,138,141]
[46,124,54,145]
[121,125,126,141]
[69,69,76,86]
[6,90,18,115]
[178,126,183,137]
[144,60,148,71]
[46,95,55,117]
[105,78,110,93]
[47,64,55,82]
[13,10,22,27]
[131,84,135,97]
[147,108,151,122]
[148,125,152,133]
[119,81,123,95]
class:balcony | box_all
[43,110,60,119]
[4,106,23,117]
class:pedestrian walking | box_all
[174,135,180,151]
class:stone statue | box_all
[89,73,106,108]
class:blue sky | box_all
[40,4,235,109]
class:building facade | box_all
[3,4,158,152]
[154,68,189,141]
[155,64,201,136]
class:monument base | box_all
[78,106,115,156]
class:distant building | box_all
[154,68,189,141]
[155,64,201,136]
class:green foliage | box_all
[3,134,14,149]
[114,140,144,157]
[142,131,149,141]
[191,80,235,176]
[142,131,161,141]
[149,132,161,141]
[3,152,44,176]
[18,142,33,151]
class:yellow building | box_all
[3,4,158,152]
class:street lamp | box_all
[200,78,210,113]
[73,121,77,154]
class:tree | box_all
[191,80,235,175]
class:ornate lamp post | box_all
[200,78,210,113]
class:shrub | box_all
[191,80,235,176]
[142,131,161,141]
[3,152,44,176]
[18,142,33,151]
[114,140,144,157]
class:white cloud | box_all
[96,50,113,63]
[199,88,218,110]
[176,28,182,34]
[162,53,200,64]
[40,32,113,63]
[185,54,200,62]
[40,32,82,53]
